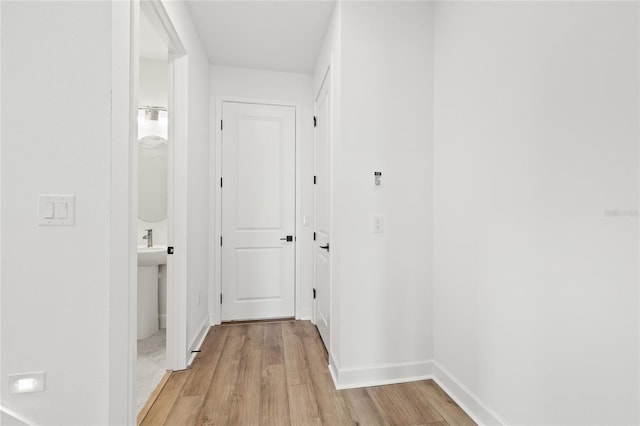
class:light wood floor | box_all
[139,320,475,426]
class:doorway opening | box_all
[135,0,188,419]
[135,8,169,414]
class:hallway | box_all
[3,2,638,424]
[139,321,475,425]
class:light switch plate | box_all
[39,195,75,226]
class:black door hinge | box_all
[313,175,317,185]
[220,177,223,188]
[220,236,223,246]
[313,116,317,127]
[221,120,223,130]
[220,294,223,304]
[167,246,174,254]
[313,288,316,299]
[313,232,316,241]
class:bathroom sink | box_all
[137,245,167,266]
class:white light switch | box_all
[39,195,75,226]
[373,215,384,233]
[43,202,55,219]
[57,202,68,219]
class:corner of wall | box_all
[296,307,312,321]
[187,316,211,366]
[431,362,505,426]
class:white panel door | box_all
[314,74,331,349]
[221,101,296,321]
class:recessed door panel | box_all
[237,118,282,230]
[236,247,283,300]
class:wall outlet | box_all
[373,215,384,233]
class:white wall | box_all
[139,58,168,109]
[1,2,210,423]
[433,2,639,424]
[330,1,435,386]
[162,1,211,353]
[209,65,314,323]
[1,2,112,424]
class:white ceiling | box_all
[186,1,336,74]
[140,11,168,60]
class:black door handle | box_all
[280,235,293,242]
[319,244,330,252]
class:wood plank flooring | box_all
[140,320,475,426]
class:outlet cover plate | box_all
[373,215,384,233]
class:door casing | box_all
[213,96,303,325]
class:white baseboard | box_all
[430,361,505,426]
[328,351,340,388]
[296,307,312,320]
[326,358,503,425]
[331,359,433,390]
[209,311,220,326]
[158,313,166,329]
[187,317,211,367]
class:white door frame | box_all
[213,96,302,325]
[109,1,189,424]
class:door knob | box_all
[280,235,293,242]
[319,244,330,252]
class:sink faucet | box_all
[143,229,153,247]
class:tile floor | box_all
[136,328,166,413]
